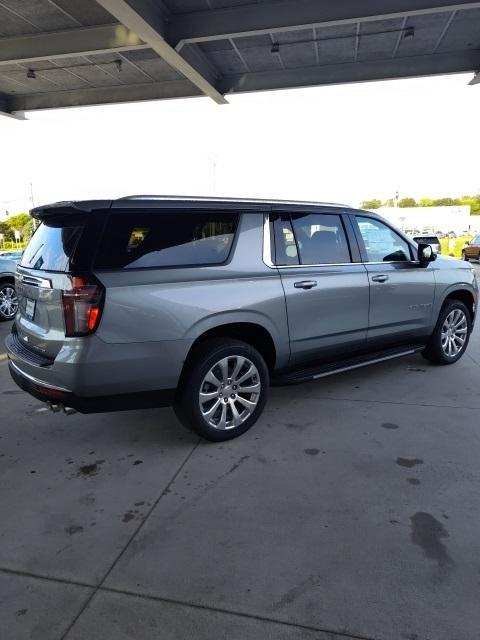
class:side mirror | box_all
[465,241,470,245]
[418,243,436,265]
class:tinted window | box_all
[20,220,84,272]
[357,217,411,262]
[273,216,299,265]
[414,236,439,245]
[290,213,351,265]
[95,212,238,269]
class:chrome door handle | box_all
[294,280,318,290]
[371,274,389,283]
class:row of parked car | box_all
[0,250,22,321]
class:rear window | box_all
[20,219,84,272]
[94,211,238,269]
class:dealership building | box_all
[372,205,474,234]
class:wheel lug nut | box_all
[232,385,237,390]
[219,393,223,397]
[231,393,236,399]
[224,398,228,403]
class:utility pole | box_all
[29,182,38,232]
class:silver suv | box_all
[6,197,478,441]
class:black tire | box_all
[174,338,269,442]
[462,250,469,262]
[0,281,18,321]
[422,300,471,365]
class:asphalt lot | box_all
[1,265,480,640]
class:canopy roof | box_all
[1,0,479,116]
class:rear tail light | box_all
[62,275,104,337]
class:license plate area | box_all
[25,298,36,321]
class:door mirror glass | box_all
[418,243,436,264]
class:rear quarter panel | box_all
[94,213,290,370]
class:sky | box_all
[0,72,479,215]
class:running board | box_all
[272,345,424,386]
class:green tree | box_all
[458,194,480,215]
[5,212,32,240]
[398,197,417,208]
[0,221,14,242]
[418,197,434,207]
[361,198,382,209]
[431,197,458,207]
[22,219,34,241]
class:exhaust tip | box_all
[47,402,76,415]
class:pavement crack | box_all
[59,437,202,640]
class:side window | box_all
[273,216,299,265]
[290,213,351,265]
[94,211,238,269]
[356,216,412,262]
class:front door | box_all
[351,214,435,345]
[272,210,370,365]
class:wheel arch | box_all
[183,320,278,375]
[440,287,476,323]
[0,273,15,285]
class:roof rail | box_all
[116,195,352,208]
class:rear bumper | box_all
[8,360,174,413]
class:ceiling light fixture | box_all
[25,59,122,80]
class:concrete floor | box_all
[1,267,480,640]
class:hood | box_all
[0,257,18,273]
[433,254,473,270]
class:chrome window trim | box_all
[363,261,421,266]
[277,263,359,269]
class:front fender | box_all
[434,281,478,325]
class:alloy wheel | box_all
[0,286,18,319]
[199,355,261,430]
[441,309,468,357]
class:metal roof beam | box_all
[0,24,149,67]
[170,0,480,44]
[220,50,480,94]
[95,0,227,103]
[7,79,200,113]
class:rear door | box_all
[14,215,93,360]
[351,214,435,345]
[271,208,369,364]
